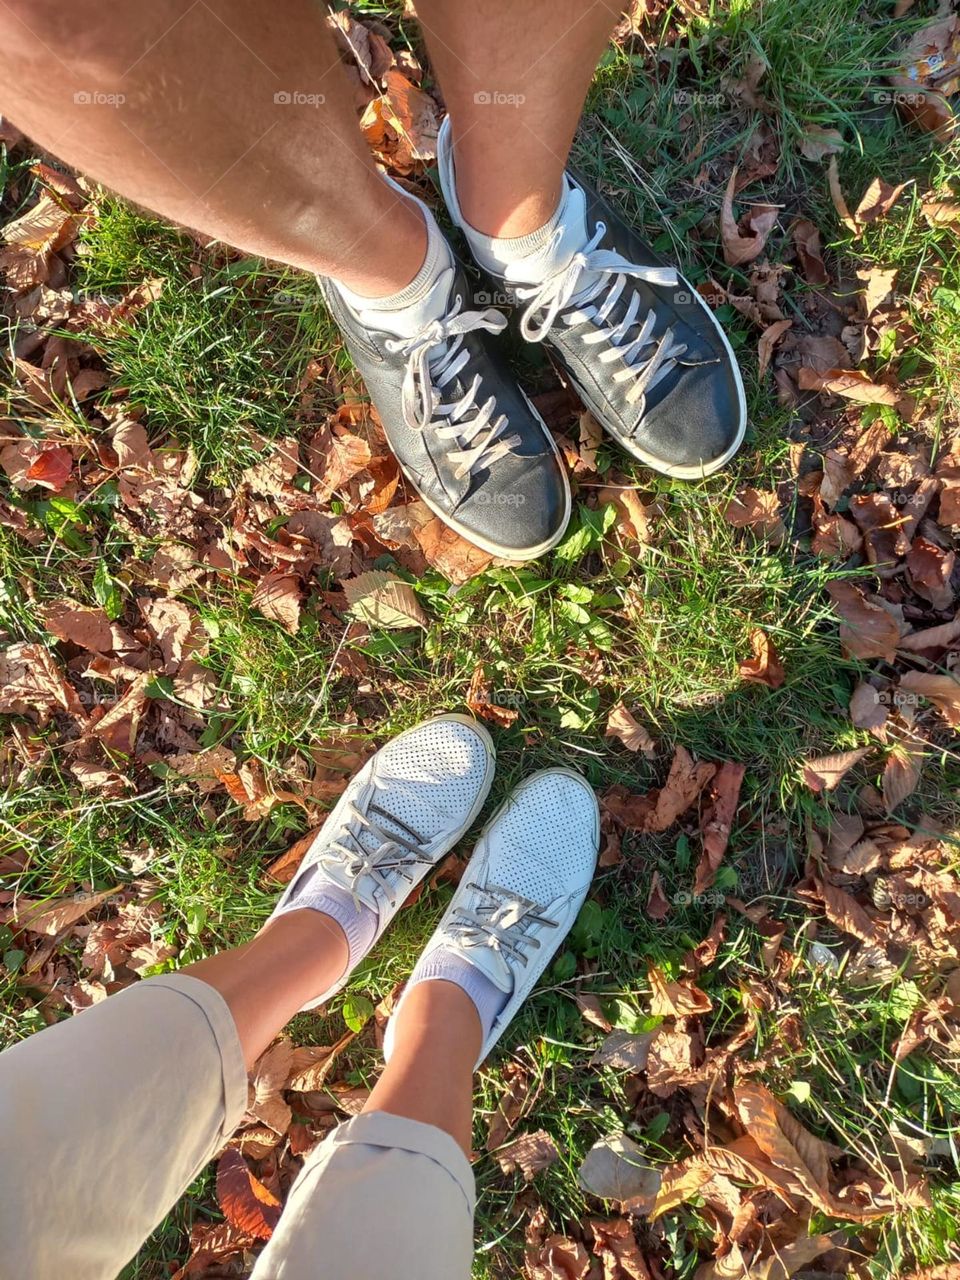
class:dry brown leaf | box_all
[801,747,870,792]
[588,1218,652,1280]
[850,682,888,734]
[695,761,746,895]
[496,1129,560,1182]
[827,156,858,233]
[589,1030,654,1072]
[646,870,671,921]
[605,702,657,756]
[898,671,960,727]
[883,747,923,813]
[648,965,712,1017]
[858,265,898,317]
[598,485,659,546]
[907,537,955,610]
[252,571,302,634]
[415,517,495,583]
[486,1062,530,1151]
[797,366,900,406]
[799,125,844,160]
[215,1148,281,1241]
[341,569,429,629]
[310,420,372,502]
[721,169,780,265]
[0,641,87,723]
[466,663,518,727]
[578,1132,661,1214]
[738,628,785,689]
[576,992,613,1032]
[722,488,784,541]
[826,581,902,661]
[758,318,792,377]
[790,218,829,286]
[11,886,120,936]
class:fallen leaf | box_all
[646,870,671,921]
[11,886,119,936]
[486,1062,530,1150]
[695,761,746,895]
[858,265,898,317]
[757,318,792,377]
[466,663,518,727]
[251,571,302,634]
[605,702,657,756]
[415,517,495,583]
[801,747,870,792]
[215,1148,281,1240]
[722,488,784,542]
[341,569,429,629]
[496,1129,559,1182]
[826,581,902,660]
[799,125,844,160]
[898,671,960,727]
[883,747,923,813]
[648,966,712,1017]
[738,628,785,688]
[855,176,909,226]
[907,537,955,610]
[797,366,900,406]
[590,1030,654,1072]
[578,1133,662,1214]
[588,1218,652,1280]
[576,992,613,1032]
[827,156,858,234]
[721,169,780,265]
[310,419,372,502]
[790,218,829,286]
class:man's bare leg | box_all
[415,0,623,237]
[0,0,425,295]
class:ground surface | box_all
[2,0,960,1277]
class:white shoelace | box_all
[384,299,521,482]
[447,881,557,987]
[515,222,689,415]
[320,799,431,910]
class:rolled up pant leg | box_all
[0,973,247,1280]
[251,1111,476,1280]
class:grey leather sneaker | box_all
[317,192,570,560]
[437,118,747,479]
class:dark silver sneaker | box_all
[317,223,570,561]
[438,118,747,480]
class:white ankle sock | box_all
[332,194,454,340]
[460,200,563,277]
[405,948,507,1041]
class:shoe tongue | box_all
[457,936,515,994]
[503,177,603,301]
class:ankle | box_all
[327,187,429,297]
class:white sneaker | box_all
[384,767,600,1066]
[265,714,495,1009]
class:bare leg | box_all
[364,980,481,1155]
[0,0,425,294]
[183,910,349,1069]
[415,0,623,237]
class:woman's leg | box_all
[0,912,349,1280]
[0,0,425,294]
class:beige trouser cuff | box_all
[0,974,474,1280]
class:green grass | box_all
[3,0,960,1274]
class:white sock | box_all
[332,191,455,340]
[405,947,507,1041]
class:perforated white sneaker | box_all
[384,767,600,1066]
[265,714,495,1009]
